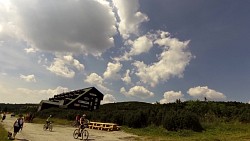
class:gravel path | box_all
[1,115,139,141]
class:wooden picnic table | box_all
[88,121,120,131]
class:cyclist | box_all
[45,115,52,128]
[78,114,88,136]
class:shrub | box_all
[238,110,250,123]
[126,111,148,128]
[163,110,203,132]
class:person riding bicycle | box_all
[78,114,88,136]
[46,115,52,128]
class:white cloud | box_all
[187,86,226,101]
[3,0,117,56]
[160,91,185,104]
[116,35,153,61]
[112,0,149,39]
[84,73,110,93]
[0,83,68,103]
[20,74,36,82]
[1,72,7,76]
[120,86,154,99]
[121,69,132,84]
[133,31,192,87]
[101,94,116,104]
[103,62,122,80]
[248,101,250,104]
[63,55,84,70]
[128,35,153,56]
[0,1,19,40]
[24,47,38,53]
[47,55,84,78]
[85,73,103,85]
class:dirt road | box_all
[1,115,139,141]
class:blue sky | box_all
[0,0,249,104]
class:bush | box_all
[163,110,203,132]
[238,110,250,123]
[126,111,148,128]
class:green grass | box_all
[25,117,250,141]
[122,122,250,141]
[32,117,73,126]
[0,124,9,141]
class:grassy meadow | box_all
[32,116,250,141]
[122,122,250,141]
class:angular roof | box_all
[45,87,104,106]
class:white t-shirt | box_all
[14,118,23,127]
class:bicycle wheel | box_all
[73,129,79,139]
[81,129,89,140]
[43,124,47,131]
[48,124,53,132]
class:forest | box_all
[1,100,249,132]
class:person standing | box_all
[13,114,24,139]
[75,114,81,125]
[1,112,6,122]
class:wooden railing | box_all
[88,122,120,131]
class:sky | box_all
[0,0,250,104]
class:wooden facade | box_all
[38,87,104,111]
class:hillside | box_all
[1,101,250,131]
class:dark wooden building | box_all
[38,87,104,111]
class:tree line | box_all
[1,101,250,132]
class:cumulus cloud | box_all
[101,94,116,104]
[85,73,103,85]
[133,31,192,87]
[112,0,149,39]
[20,74,36,82]
[121,69,132,84]
[47,55,84,78]
[84,73,110,93]
[160,91,185,104]
[103,62,122,80]
[120,86,154,99]
[0,84,68,103]
[128,35,153,56]
[4,0,117,56]
[187,86,226,101]
[116,35,153,61]
[0,1,19,41]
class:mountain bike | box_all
[71,120,80,127]
[43,121,53,131]
[73,127,89,140]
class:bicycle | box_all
[43,121,53,131]
[71,120,80,127]
[73,126,89,140]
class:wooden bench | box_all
[89,122,120,131]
